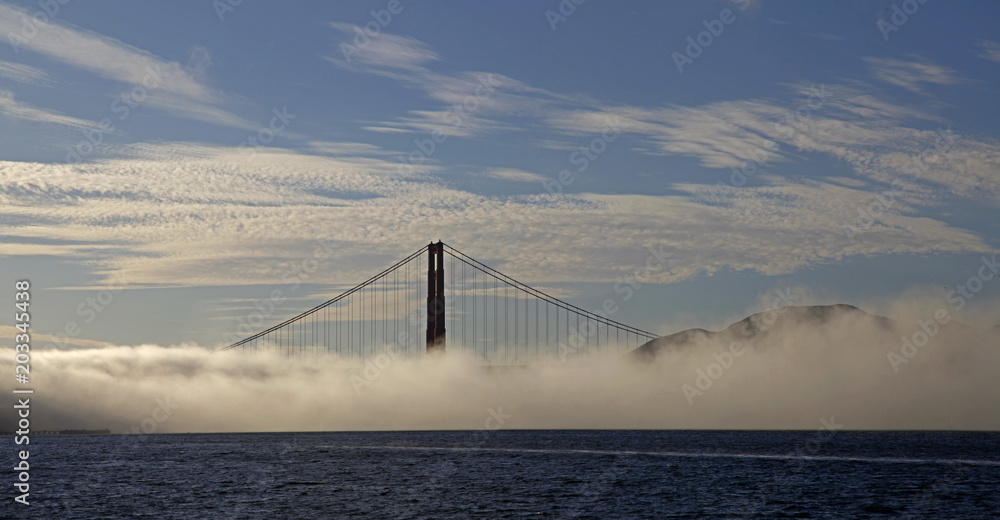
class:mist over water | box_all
[4,306,998,433]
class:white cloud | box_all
[978,40,1000,63]
[0,3,207,98]
[0,142,992,290]
[0,27,993,292]
[0,59,48,84]
[532,139,578,151]
[328,28,972,196]
[326,24,566,140]
[6,308,999,432]
[305,140,397,157]
[539,80,1000,211]
[361,125,413,134]
[482,168,548,183]
[329,23,440,71]
[0,2,255,129]
[863,56,967,94]
[543,83,940,171]
[0,325,112,349]
[0,89,95,129]
[363,109,512,138]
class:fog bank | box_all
[3,306,998,433]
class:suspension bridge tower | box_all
[426,240,446,354]
[221,240,659,363]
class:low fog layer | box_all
[3,305,998,433]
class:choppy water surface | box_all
[10,430,1000,519]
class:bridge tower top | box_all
[426,241,445,354]
[220,240,658,364]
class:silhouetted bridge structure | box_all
[221,242,656,365]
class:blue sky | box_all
[0,0,998,348]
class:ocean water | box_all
[7,430,1000,519]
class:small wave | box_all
[319,445,1000,466]
[275,481,329,487]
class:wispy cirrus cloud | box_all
[540,80,1000,207]
[326,23,574,140]
[863,56,968,94]
[0,89,95,129]
[545,84,928,167]
[328,22,441,72]
[0,142,992,290]
[0,2,208,98]
[481,168,548,183]
[0,22,992,294]
[327,26,992,212]
[0,59,48,84]
[0,1,256,130]
[978,40,1000,63]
